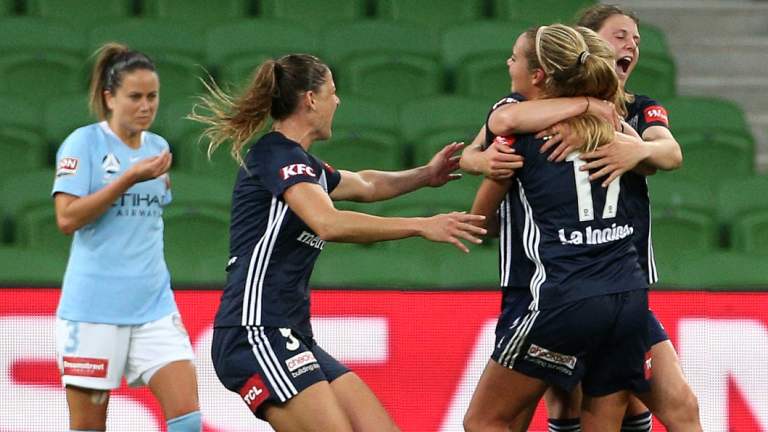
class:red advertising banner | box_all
[1,289,766,431]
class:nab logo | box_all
[281,164,316,180]
[643,105,669,126]
[239,374,270,412]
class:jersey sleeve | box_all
[52,128,93,198]
[484,92,526,147]
[636,97,670,136]
[257,142,324,197]
[152,134,173,206]
[320,160,342,194]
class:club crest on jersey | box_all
[280,163,316,180]
[102,153,121,174]
[643,105,669,126]
[57,157,79,176]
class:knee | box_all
[677,391,700,422]
[659,388,701,427]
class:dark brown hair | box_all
[577,4,639,32]
[88,42,156,120]
[189,54,329,166]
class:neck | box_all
[107,120,142,149]
[272,117,315,150]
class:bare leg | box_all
[330,372,400,432]
[148,360,200,420]
[635,340,702,432]
[464,360,548,432]
[263,381,355,432]
[581,390,630,432]
[65,385,110,431]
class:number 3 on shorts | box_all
[64,321,80,353]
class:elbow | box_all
[314,224,342,242]
[56,215,77,236]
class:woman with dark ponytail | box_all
[52,42,201,432]
[190,53,486,431]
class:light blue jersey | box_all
[53,122,176,325]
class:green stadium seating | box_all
[377,0,484,29]
[205,20,321,89]
[165,171,232,209]
[259,0,366,30]
[0,170,55,243]
[638,24,671,58]
[647,176,719,264]
[625,54,676,101]
[399,96,491,165]
[312,130,404,172]
[89,19,205,100]
[493,0,596,24]
[27,0,133,28]
[0,0,16,16]
[0,96,49,176]
[0,246,68,286]
[142,0,249,28]
[321,21,440,65]
[0,18,86,99]
[336,53,445,106]
[44,94,92,148]
[163,204,230,285]
[376,175,482,218]
[662,96,755,181]
[658,251,768,289]
[15,206,70,251]
[731,213,768,255]
[717,176,768,254]
[441,21,531,98]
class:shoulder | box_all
[143,130,171,151]
[58,123,103,155]
[491,92,526,111]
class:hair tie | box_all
[578,51,591,65]
[535,26,548,73]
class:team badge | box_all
[102,153,121,174]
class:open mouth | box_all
[617,56,633,74]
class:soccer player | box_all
[462,5,701,431]
[462,25,650,432]
[52,43,201,432]
[188,53,486,432]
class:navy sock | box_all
[622,410,652,432]
[548,417,581,432]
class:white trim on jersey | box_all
[498,310,540,367]
[242,197,289,326]
[499,194,512,287]
[516,180,546,310]
[647,203,658,284]
[246,327,298,402]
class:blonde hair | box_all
[188,54,329,167]
[524,24,622,152]
[88,42,156,120]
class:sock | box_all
[70,430,102,432]
[622,411,652,432]
[549,417,581,432]
[167,410,202,432]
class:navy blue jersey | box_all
[484,93,536,292]
[623,95,670,284]
[510,132,647,310]
[214,132,341,338]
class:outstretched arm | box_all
[470,178,512,237]
[330,141,463,203]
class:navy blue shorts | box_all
[491,289,651,397]
[648,309,669,346]
[211,326,350,415]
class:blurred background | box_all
[0,0,766,430]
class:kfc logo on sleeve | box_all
[239,373,271,412]
[57,157,79,176]
[280,164,316,180]
[643,105,669,126]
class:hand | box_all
[580,132,650,187]
[426,141,464,187]
[474,139,524,179]
[587,97,621,130]
[537,122,581,162]
[127,151,173,183]
[421,212,487,253]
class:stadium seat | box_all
[44,94,92,148]
[259,0,366,30]
[0,246,68,285]
[336,53,445,106]
[205,20,320,89]
[658,251,768,289]
[730,212,768,255]
[493,0,596,24]
[89,19,205,101]
[625,54,676,101]
[15,206,70,251]
[399,96,491,165]
[163,204,230,285]
[0,18,86,99]
[166,171,232,209]
[376,0,484,29]
[142,0,250,29]
[0,0,16,16]
[321,21,440,66]
[441,21,532,98]
[639,24,671,58]
[376,175,482,218]
[647,176,719,264]
[312,130,403,172]
[0,169,53,243]
[27,0,133,28]
[0,95,49,176]
[661,96,755,182]
[717,175,768,253]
